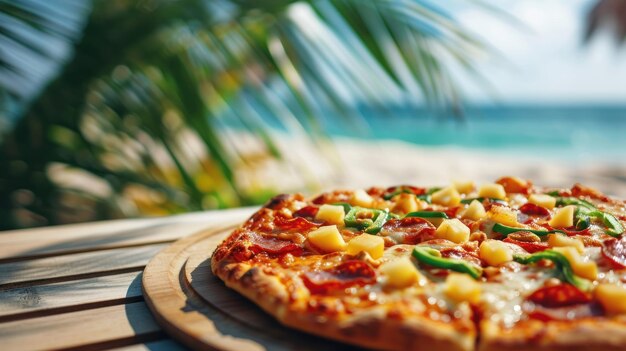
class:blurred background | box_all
[0,0,625,230]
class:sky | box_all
[454,0,626,104]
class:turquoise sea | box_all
[324,105,626,165]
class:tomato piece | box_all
[503,237,549,253]
[527,284,591,308]
[571,183,611,202]
[302,260,376,294]
[602,237,626,268]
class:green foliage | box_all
[0,0,487,229]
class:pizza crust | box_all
[212,257,475,351]
[479,318,626,351]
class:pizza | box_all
[211,177,626,351]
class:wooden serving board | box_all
[142,221,358,351]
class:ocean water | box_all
[325,105,626,165]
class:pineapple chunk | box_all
[392,193,420,214]
[547,234,584,254]
[435,219,470,244]
[431,186,461,207]
[350,189,373,208]
[346,234,385,259]
[548,205,576,228]
[380,257,426,288]
[444,273,481,304]
[553,246,598,280]
[453,180,475,195]
[479,240,513,266]
[595,284,626,314]
[308,225,346,253]
[314,204,345,226]
[487,206,520,227]
[528,194,556,209]
[462,200,487,221]
[478,183,506,200]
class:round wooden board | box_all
[142,220,359,351]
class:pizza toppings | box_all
[513,250,592,291]
[314,204,345,226]
[548,205,576,228]
[479,240,513,266]
[478,183,507,200]
[594,284,626,314]
[349,189,374,208]
[431,186,462,207]
[495,176,531,194]
[380,257,425,288]
[527,284,591,308]
[528,194,556,209]
[346,234,384,259]
[412,246,482,279]
[378,217,436,245]
[602,236,626,268]
[302,260,376,294]
[552,247,598,280]
[307,225,347,253]
[445,273,481,304]
[452,180,475,195]
[461,200,487,221]
[249,232,304,256]
[503,237,549,253]
[344,206,391,234]
[435,218,470,244]
[487,206,520,227]
[547,234,585,253]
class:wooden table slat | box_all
[0,208,254,261]
[0,301,161,351]
[0,271,142,321]
[108,339,189,351]
[0,243,167,288]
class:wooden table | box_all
[0,207,256,351]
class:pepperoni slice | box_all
[379,217,436,244]
[302,260,376,294]
[602,236,626,268]
[293,205,319,219]
[503,237,549,253]
[496,176,531,194]
[525,301,602,321]
[248,232,303,257]
[527,284,591,308]
[439,247,482,267]
[519,203,550,217]
[274,216,318,232]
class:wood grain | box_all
[142,225,354,351]
[108,339,188,351]
[0,301,161,351]
[0,244,167,288]
[0,208,254,261]
[0,271,142,321]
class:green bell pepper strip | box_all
[382,189,432,203]
[460,197,507,205]
[587,210,624,237]
[513,250,592,291]
[554,197,596,211]
[492,223,566,236]
[412,246,482,280]
[404,211,449,219]
[344,206,390,234]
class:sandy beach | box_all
[265,136,626,198]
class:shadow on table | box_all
[126,274,189,350]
